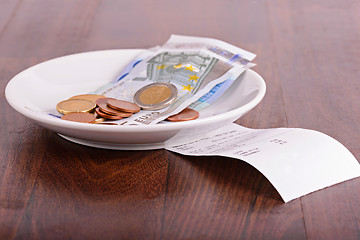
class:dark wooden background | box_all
[1,0,360,239]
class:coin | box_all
[69,94,106,103]
[133,82,177,110]
[139,86,172,104]
[98,103,133,117]
[166,108,199,122]
[92,117,106,124]
[95,107,124,120]
[96,97,114,106]
[60,112,96,123]
[56,99,96,115]
[97,122,119,125]
[107,99,141,113]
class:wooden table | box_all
[1,1,360,239]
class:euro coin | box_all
[60,112,96,123]
[166,108,199,122]
[95,107,124,120]
[96,97,115,106]
[95,122,118,125]
[133,82,177,110]
[56,99,96,115]
[107,99,140,113]
[69,94,106,103]
[98,103,133,117]
[92,117,106,124]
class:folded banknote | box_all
[95,35,256,125]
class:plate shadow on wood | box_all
[167,152,284,205]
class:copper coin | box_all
[95,122,118,125]
[107,99,140,113]
[98,103,133,117]
[69,94,106,104]
[60,112,96,123]
[166,108,199,122]
[56,99,96,115]
[96,97,114,106]
[92,117,106,124]
[95,107,123,120]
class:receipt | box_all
[165,123,360,202]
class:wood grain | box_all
[265,1,360,239]
[1,0,360,239]
[15,137,168,239]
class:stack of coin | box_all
[56,94,103,123]
[56,93,199,124]
[95,98,140,120]
[56,94,140,124]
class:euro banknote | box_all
[95,35,256,125]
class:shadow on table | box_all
[32,133,283,206]
[32,133,170,201]
[168,153,284,205]
[13,132,288,238]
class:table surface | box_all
[1,1,360,239]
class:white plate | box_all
[5,49,266,150]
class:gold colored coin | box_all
[134,83,177,110]
[60,112,96,123]
[139,85,172,105]
[56,99,96,115]
[69,94,106,103]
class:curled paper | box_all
[165,123,360,202]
